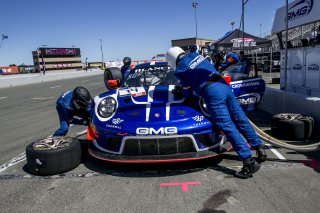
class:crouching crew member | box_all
[211,46,239,73]
[53,86,92,136]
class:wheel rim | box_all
[33,136,72,150]
[279,113,304,121]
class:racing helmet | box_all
[211,46,225,63]
[73,86,92,110]
[166,46,185,70]
[123,57,132,66]
[190,44,200,53]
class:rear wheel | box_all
[104,67,123,89]
[26,137,82,176]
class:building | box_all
[171,37,215,51]
[32,47,83,72]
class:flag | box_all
[2,35,8,40]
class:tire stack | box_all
[271,113,314,141]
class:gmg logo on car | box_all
[237,93,261,105]
[136,127,178,135]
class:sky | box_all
[0,0,293,66]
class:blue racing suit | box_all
[53,90,91,136]
[175,52,262,160]
[121,65,131,80]
[215,52,239,71]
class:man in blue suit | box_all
[166,46,267,179]
[53,86,92,136]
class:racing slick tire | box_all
[104,67,123,89]
[26,137,82,176]
[271,113,314,141]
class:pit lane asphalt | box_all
[0,75,320,213]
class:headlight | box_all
[98,97,117,118]
[199,97,210,117]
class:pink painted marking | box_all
[160,181,201,192]
[302,159,320,170]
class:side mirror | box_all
[107,80,119,89]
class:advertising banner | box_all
[40,48,80,56]
[272,0,320,33]
[0,66,19,75]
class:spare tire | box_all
[26,137,82,176]
[104,67,123,89]
[271,113,314,141]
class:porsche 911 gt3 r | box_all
[87,62,265,163]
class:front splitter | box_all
[88,141,232,163]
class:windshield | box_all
[123,65,180,87]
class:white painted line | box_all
[81,80,89,82]
[0,97,7,100]
[0,152,26,173]
[89,82,102,85]
[50,85,62,89]
[32,96,55,100]
[265,144,286,160]
[77,129,87,135]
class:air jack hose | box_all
[248,119,320,152]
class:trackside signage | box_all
[272,0,319,33]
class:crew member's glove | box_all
[83,118,90,126]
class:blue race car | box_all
[87,61,265,163]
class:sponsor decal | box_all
[231,38,256,47]
[112,118,124,125]
[192,115,204,122]
[192,121,210,127]
[136,127,177,135]
[308,64,319,71]
[237,93,261,105]
[130,87,146,97]
[293,64,303,70]
[134,66,167,73]
[231,81,260,89]
[287,0,313,21]
[189,55,205,69]
[106,124,122,129]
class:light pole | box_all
[99,39,104,69]
[192,2,198,39]
[241,0,250,51]
[259,24,262,37]
[0,34,8,49]
[85,57,88,71]
[41,45,47,75]
[231,21,235,31]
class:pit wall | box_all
[258,87,320,127]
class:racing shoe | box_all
[233,157,260,179]
[255,145,267,163]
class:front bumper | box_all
[88,137,231,163]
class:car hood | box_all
[92,85,212,134]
